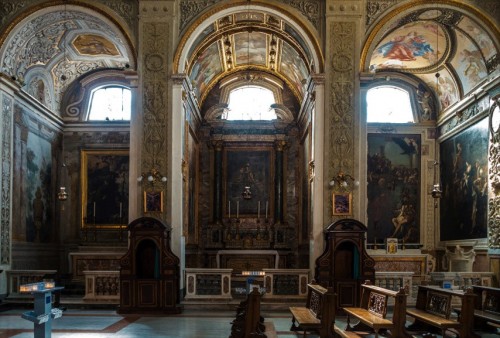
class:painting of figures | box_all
[370,21,444,71]
[440,118,488,241]
[450,30,488,95]
[367,134,421,244]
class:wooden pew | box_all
[289,281,336,338]
[406,285,479,338]
[334,280,411,338]
[471,285,500,332]
[229,287,265,338]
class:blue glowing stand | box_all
[20,282,64,338]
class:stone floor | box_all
[0,305,499,337]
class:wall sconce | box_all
[137,168,167,186]
[57,186,68,201]
[329,170,359,191]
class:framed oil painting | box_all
[144,191,163,213]
[440,117,488,241]
[224,147,273,217]
[81,149,129,229]
[333,193,352,216]
[367,134,421,244]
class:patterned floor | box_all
[0,306,498,337]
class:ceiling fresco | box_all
[186,11,312,107]
[0,7,132,114]
[368,7,498,113]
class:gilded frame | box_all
[80,149,129,229]
[144,191,164,213]
[333,192,352,216]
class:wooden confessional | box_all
[118,217,181,313]
[314,218,375,312]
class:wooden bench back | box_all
[360,281,401,319]
[306,282,328,319]
[473,285,500,315]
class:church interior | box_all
[0,0,499,337]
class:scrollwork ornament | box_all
[1,96,13,264]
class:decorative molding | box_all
[366,0,398,27]
[1,94,13,265]
[488,97,500,249]
[280,0,322,30]
[0,1,26,31]
[141,21,170,210]
[328,21,355,217]
[180,0,219,32]
[439,96,489,136]
[99,0,138,37]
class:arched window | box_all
[88,86,131,121]
[366,86,414,123]
[226,86,277,120]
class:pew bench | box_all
[471,285,500,332]
[406,285,479,338]
[229,287,265,338]
[289,281,336,338]
[334,280,411,338]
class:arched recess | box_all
[171,1,326,272]
[360,0,499,117]
[0,2,136,116]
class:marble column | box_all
[275,140,286,224]
[213,141,223,223]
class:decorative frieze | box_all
[488,97,500,249]
[0,1,26,32]
[1,94,12,265]
[328,21,355,217]
[140,13,170,221]
[366,0,398,27]
[280,0,322,30]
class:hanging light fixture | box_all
[431,160,442,206]
[60,1,68,81]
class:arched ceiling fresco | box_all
[186,10,312,107]
[368,7,498,112]
[0,5,132,114]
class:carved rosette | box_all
[1,95,12,265]
[329,22,355,215]
[141,21,169,190]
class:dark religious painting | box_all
[22,131,53,243]
[367,134,421,244]
[440,118,488,241]
[224,148,273,217]
[81,149,129,228]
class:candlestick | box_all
[236,201,239,219]
[265,201,268,219]
[93,202,96,218]
[258,201,260,219]
[228,200,231,219]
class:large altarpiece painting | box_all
[224,147,273,217]
[81,149,129,229]
[440,117,488,241]
[367,134,421,244]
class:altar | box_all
[216,250,279,273]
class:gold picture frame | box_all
[144,191,164,213]
[333,192,352,216]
